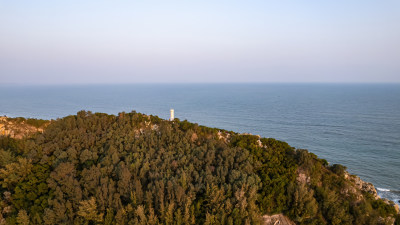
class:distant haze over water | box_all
[1,83,399,204]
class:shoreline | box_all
[377,188,400,208]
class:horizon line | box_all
[1,81,400,86]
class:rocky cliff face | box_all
[345,172,399,214]
[344,172,379,200]
[0,116,49,139]
[263,214,295,225]
[295,165,399,224]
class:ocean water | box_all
[0,83,399,204]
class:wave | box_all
[376,187,391,192]
[376,188,400,206]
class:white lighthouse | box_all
[170,109,174,121]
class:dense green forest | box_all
[0,111,399,224]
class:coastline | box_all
[377,188,400,208]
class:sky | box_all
[1,0,400,84]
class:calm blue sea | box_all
[1,84,399,204]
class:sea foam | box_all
[377,187,391,192]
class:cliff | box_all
[263,214,295,225]
[0,111,398,225]
[0,116,49,139]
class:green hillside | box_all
[0,111,398,224]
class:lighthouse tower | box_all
[170,109,174,121]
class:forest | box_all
[0,111,399,224]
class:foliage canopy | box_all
[0,111,398,224]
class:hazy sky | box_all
[1,0,399,84]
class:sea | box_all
[0,83,399,205]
